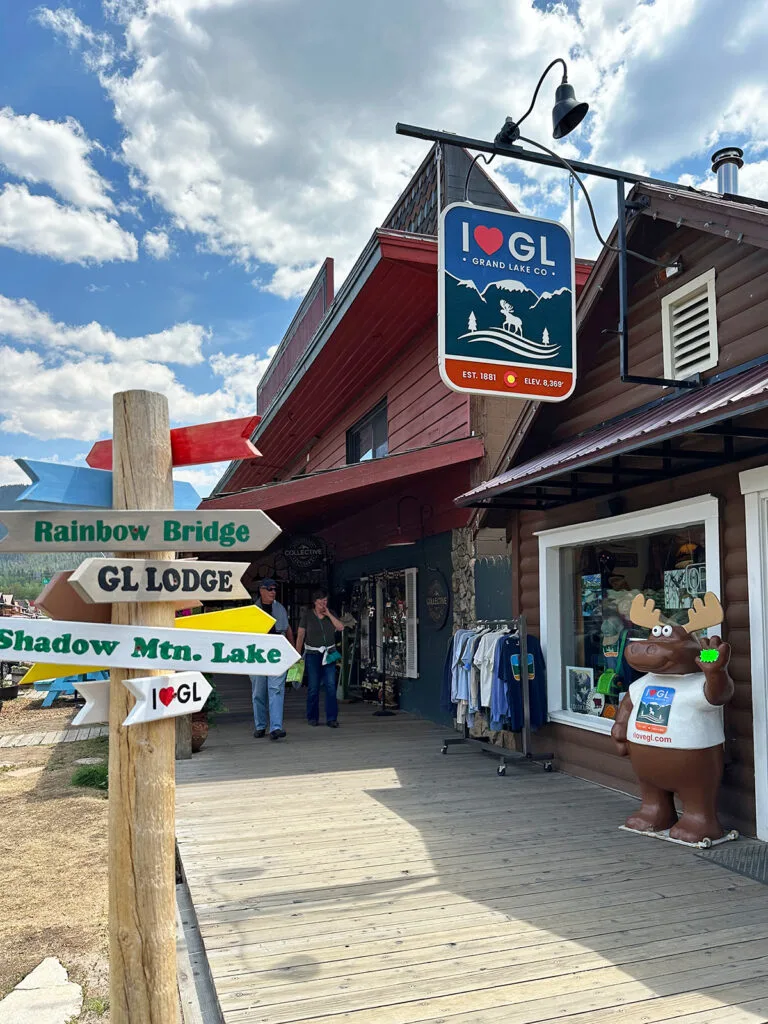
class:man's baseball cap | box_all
[259,577,277,589]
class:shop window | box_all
[662,268,718,381]
[346,400,388,464]
[539,495,720,735]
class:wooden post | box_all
[108,391,178,1023]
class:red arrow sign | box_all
[86,415,261,470]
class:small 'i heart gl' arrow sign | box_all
[122,671,212,726]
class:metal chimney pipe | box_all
[711,146,744,195]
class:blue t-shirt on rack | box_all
[496,633,548,731]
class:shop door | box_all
[741,466,768,840]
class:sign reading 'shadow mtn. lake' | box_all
[438,202,576,401]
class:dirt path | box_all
[0,724,110,1020]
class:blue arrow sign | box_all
[14,460,200,510]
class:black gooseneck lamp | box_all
[494,57,589,147]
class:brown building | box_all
[458,170,768,839]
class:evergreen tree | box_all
[542,327,550,345]
[468,311,477,332]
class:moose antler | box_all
[683,592,724,633]
[629,594,662,629]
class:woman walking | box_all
[296,589,346,727]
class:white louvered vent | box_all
[662,268,718,381]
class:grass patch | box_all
[83,994,109,1015]
[71,763,108,791]
[47,734,108,773]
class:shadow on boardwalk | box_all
[175,687,768,1024]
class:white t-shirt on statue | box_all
[627,672,724,750]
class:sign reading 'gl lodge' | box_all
[438,202,576,401]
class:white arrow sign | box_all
[71,678,110,727]
[122,672,211,726]
[69,558,251,604]
[0,616,299,676]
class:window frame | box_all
[536,494,721,735]
[346,399,388,465]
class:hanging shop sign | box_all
[0,510,280,553]
[438,202,576,401]
[0,616,299,676]
[283,535,325,571]
[69,558,250,604]
[425,570,450,630]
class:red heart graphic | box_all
[159,687,176,707]
[474,226,503,256]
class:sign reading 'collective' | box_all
[438,202,576,401]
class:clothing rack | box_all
[441,614,554,775]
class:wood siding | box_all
[301,323,470,476]
[545,232,768,442]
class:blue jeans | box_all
[305,652,338,723]
[250,672,287,731]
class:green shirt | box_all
[299,608,338,648]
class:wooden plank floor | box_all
[176,691,768,1024]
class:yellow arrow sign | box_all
[19,604,276,686]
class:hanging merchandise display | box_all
[611,592,739,848]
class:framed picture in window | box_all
[566,665,595,715]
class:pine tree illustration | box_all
[542,327,550,346]
[468,311,477,332]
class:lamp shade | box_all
[552,82,589,139]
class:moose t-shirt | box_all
[627,672,724,750]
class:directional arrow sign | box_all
[37,570,201,621]
[0,509,280,553]
[17,604,276,685]
[15,460,200,511]
[69,558,250,604]
[122,672,211,726]
[71,679,110,727]
[87,415,262,470]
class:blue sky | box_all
[1,0,767,495]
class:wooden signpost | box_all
[86,414,261,469]
[6,390,291,1023]
[69,557,251,603]
[0,509,280,553]
[14,458,200,510]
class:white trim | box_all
[740,466,768,840]
[539,494,721,737]
[549,710,613,735]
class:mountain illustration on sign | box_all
[446,273,572,367]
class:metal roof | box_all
[457,360,768,508]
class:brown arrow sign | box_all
[35,571,201,624]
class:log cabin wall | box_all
[504,215,768,837]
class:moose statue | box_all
[611,591,737,847]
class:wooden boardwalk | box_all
[176,692,768,1024]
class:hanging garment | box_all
[473,628,509,709]
[498,633,548,730]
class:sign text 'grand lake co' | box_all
[438,203,576,401]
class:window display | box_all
[559,525,706,720]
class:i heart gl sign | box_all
[73,671,211,727]
[438,202,576,402]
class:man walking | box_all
[250,578,294,741]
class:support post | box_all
[108,390,178,1024]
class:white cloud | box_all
[35,7,115,70]
[0,456,29,486]
[143,228,171,258]
[0,184,138,263]
[0,107,114,209]
[0,296,273,443]
[0,293,207,364]
[173,461,230,498]
[33,0,768,291]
